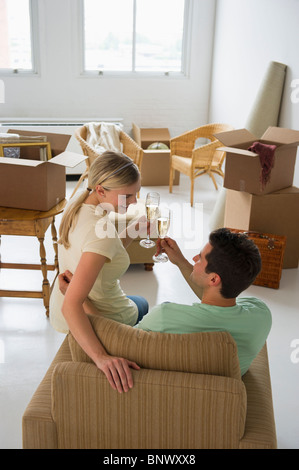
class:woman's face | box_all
[96,178,141,213]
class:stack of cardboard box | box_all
[215,127,299,269]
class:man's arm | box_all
[159,238,203,300]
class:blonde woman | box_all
[50,151,148,393]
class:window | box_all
[82,0,190,75]
[0,0,38,74]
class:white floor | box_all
[0,174,298,449]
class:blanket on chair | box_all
[85,122,123,155]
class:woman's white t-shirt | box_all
[50,203,138,333]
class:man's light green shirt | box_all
[135,296,272,375]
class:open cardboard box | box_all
[215,127,299,195]
[0,151,86,211]
[224,186,299,268]
[8,129,71,159]
[132,123,179,185]
[132,123,170,149]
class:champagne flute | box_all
[140,192,160,248]
[152,207,170,263]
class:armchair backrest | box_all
[170,123,234,159]
[68,315,241,379]
[74,125,99,169]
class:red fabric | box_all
[248,141,277,190]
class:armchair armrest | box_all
[192,140,222,167]
[171,127,210,143]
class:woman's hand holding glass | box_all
[139,192,160,248]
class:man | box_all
[58,228,271,388]
[135,228,272,376]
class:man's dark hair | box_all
[205,228,262,298]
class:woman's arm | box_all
[61,252,140,393]
[59,270,102,317]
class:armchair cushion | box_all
[68,315,241,379]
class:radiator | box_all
[0,118,123,174]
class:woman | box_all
[50,151,148,393]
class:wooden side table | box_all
[0,199,66,316]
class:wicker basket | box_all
[229,229,286,289]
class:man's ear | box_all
[209,272,221,287]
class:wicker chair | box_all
[72,125,144,197]
[169,123,234,206]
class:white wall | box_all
[0,0,216,138]
[209,0,299,186]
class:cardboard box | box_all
[132,123,179,185]
[141,149,179,186]
[0,151,86,211]
[215,127,299,195]
[224,186,299,268]
[132,123,170,149]
[8,129,71,160]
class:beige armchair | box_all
[169,123,234,206]
[72,125,144,197]
[22,315,277,449]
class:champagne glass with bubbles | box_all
[152,206,170,263]
[139,192,160,248]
